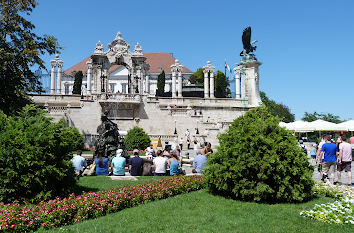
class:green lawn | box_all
[39,188,354,233]
[72,176,165,194]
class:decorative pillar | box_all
[203,61,215,99]
[241,70,246,99]
[56,60,63,94]
[145,75,149,94]
[171,59,179,98]
[50,61,56,95]
[137,68,142,94]
[203,71,209,98]
[209,70,215,98]
[177,67,183,98]
[235,69,241,99]
[86,60,92,95]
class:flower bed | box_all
[0,176,204,232]
[300,182,354,224]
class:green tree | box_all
[204,107,314,203]
[156,70,165,96]
[124,126,151,150]
[302,111,343,123]
[0,0,61,115]
[72,71,83,95]
[189,68,204,85]
[0,105,83,203]
[260,91,295,123]
[214,70,231,98]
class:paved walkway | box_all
[312,161,353,185]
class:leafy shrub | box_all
[0,105,84,203]
[124,126,150,150]
[0,176,205,232]
[204,107,314,203]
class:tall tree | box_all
[0,0,60,115]
[188,68,204,85]
[72,71,83,95]
[302,111,343,123]
[260,91,295,123]
[214,70,231,98]
[156,70,165,96]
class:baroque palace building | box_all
[32,32,262,148]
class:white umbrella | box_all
[310,119,347,131]
[337,120,354,131]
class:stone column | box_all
[145,75,149,94]
[56,61,63,94]
[235,69,240,99]
[209,71,215,98]
[137,68,142,94]
[86,60,92,95]
[177,71,182,98]
[241,70,246,99]
[50,61,56,95]
[203,71,209,98]
[171,71,176,97]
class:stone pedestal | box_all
[237,60,262,106]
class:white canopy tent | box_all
[337,120,354,131]
[279,120,348,132]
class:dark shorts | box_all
[311,154,316,159]
[337,161,352,172]
[154,172,166,176]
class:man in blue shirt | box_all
[111,149,126,176]
[129,149,144,176]
[192,149,207,173]
[320,135,338,184]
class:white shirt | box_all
[153,157,168,174]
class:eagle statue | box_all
[240,26,258,57]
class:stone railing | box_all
[97,93,141,103]
[48,106,69,113]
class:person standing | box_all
[310,144,317,166]
[128,149,144,176]
[111,149,126,176]
[153,150,168,176]
[193,137,198,151]
[316,135,327,176]
[320,135,338,184]
[337,136,352,186]
[71,150,87,178]
[179,137,184,151]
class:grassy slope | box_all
[40,190,353,233]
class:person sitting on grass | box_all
[192,149,207,174]
[129,149,144,176]
[168,151,181,176]
[71,150,87,178]
[111,149,126,176]
[153,150,168,176]
[93,152,109,176]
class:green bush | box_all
[0,105,84,203]
[204,107,314,203]
[124,126,150,150]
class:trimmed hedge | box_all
[204,107,314,203]
[0,176,204,232]
[0,105,84,204]
[124,126,151,150]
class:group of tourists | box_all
[308,134,352,186]
[71,142,213,178]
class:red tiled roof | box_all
[63,52,193,75]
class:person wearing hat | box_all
[111,149,126,176]
[128,149,144,176]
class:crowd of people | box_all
[304,134,353,186]
[71,141,213,178]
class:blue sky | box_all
[29,0,354,120]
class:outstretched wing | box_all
[242,27,251,50]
